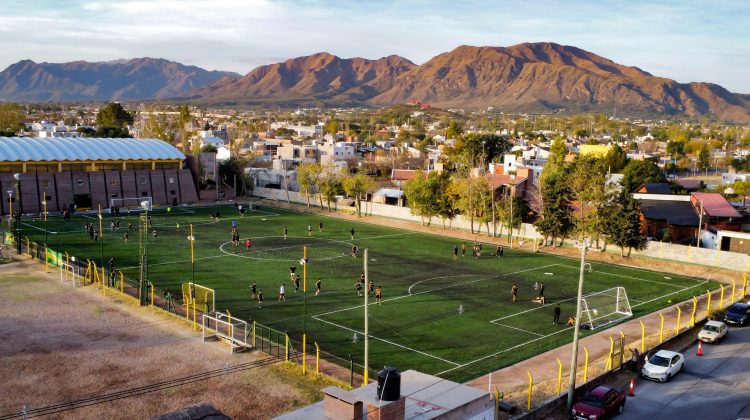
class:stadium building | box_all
[0,137,198,215]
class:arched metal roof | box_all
[0,137,186,162]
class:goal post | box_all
[110,197,153,211]
[182,282,216,314]
[579,287,632,330]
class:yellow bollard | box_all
[193,297,197,331]
[150,282,154,306]
[45,246,49,273]
[606,337,614,370]
[720,286,725,310]
[120,272,124,293]
[26,238,30,256]
[675,307,681,335]
[706,290,712,317]
[285,334,289,362]
[302,333,307,375]
[527,371,533,411]
[583,347,589,383]
[690,297,698,327]
[659,313,665,343]
[226,310,232,338]
[556,358,563,396]
[315,341,320,374]
[639,321,645,353]
[743,274,748,297]
[732,280,737,303]
[252,321,256,348]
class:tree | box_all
[96,102,133,128]
[218,156,251,195]
[178,105,192,153]
[697,143,710,171]
[325,112,339,135]
[319,172,343,211]
[445,120,463,139]
[600,192,644,257]
[0,103,24,135]
[297,163,323,208]
[620,159,666,192]
[141,112,173,143]
[534,172,574,246]
[404,171,449,225]
[496,194,527,238]
[540,137,568,183]
[451,133,511,169]
[200,144,218,153]
[341,173,377,217]
[448,175,492,234]
[666,141,685,157]
[603,144,627,172]
[569,154,608,240]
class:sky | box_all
[1,0,749,92]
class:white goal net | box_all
[579,287,632,330]
[110,197,153,211]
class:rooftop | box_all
[691,192,742,218]
[640,200,699,226]
[0,137,185,162]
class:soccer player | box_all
[496,245,504,257]
[232,219,238,230]
[110,221,115,232]
[538,281,545,299]
[461,243,466,257]
[176,222,180,231]
[319,221,323,232]
[315,279,321,296]
[553,304,561,325]
[123,232,129,242]
[350,227,355,240]
[279,283,286,302]
[128,222,133,231]
[250,282,257,300]
[356,280,363,297]
[453,244,458,260]
[360,272,365,284]
[375,285,382,304]
[257,289,263,308]
[351,245,358,258]
[152,229,157,240]
[368,280,374,297]
[567,316,576,326]
[289,265,297,281]
[283,226,288,240]
[293,274,300,293]
[511,283,518,303]
[307,224,312,237]
[245,238,252,252]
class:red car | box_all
[571,385,626,419]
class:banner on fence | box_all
[46,248,63,267]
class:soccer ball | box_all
[592,309,599,316]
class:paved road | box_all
[620,324,750,420]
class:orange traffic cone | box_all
[697,341,703,356]
[629,377,635,396]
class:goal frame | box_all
[182,282,216,314]
[579,286,632,330]
[110,197,153,211]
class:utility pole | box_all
[567,240,588,410]
[363,248,369,386]
[696,200,704,248]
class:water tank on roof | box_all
[376,366,401,401]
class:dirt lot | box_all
[0,259,340,419]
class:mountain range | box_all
[2,43,749,122]
[0,58,239,101]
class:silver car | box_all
[641,350,684,382]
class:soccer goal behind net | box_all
[110,197,153,211]
[579,286,632,330]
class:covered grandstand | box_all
[0,137,199,214]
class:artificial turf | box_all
[16,204,719,382]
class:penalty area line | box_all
[311,315,460,367]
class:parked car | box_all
[724,302,750,326]
[698,320,728,343]
[571,385,626,419]
[641,350,684,382]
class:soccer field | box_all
[18,204,719,382]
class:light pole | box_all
[188,224,195,284]
[6,189,12,231]
[567,239,589,410]
[13,173,22,255]
[138,201,150,305]
[42,198,47,247]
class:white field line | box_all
[494,323,546,337]
[558,264,695,287]
[443,279,712,376]
[312,315,460,367]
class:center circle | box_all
[219,235,355,262]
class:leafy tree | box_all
[341,173,377,217]
[569,154,608,239]
[600,192,644,257]
[297,163,323,208]
[534,172,574,246]
[96,102,133,128]
[496,194,527,238]
[451,133,511,168]
[200,144,218,153]
[0,103,25,135]
[404,170,439,225]
[697,143,710,170]
[620,159,666,192]
[319,172,343,211]
[603,144,627,172]
[666,141,685,157]
[540,136,568,183]
[445,120,463,139]
[141,113,173,143]
[325,113,339,135]
[218,156,251,195]
[178,104,192,153]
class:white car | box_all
[698,320,728,344]
[641,350,685,382]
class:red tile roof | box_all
[391,169,418,181]
[691,192,742,218]
[485,174,527,190]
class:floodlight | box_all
[13,173,21,181]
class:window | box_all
[168,177,175,184]
[139,177,147,185]
[42,180,50,188]
[142,191,148,197]
[111,193,118,198]
[44,194,52,201]
[170,190,176,195]
[110,179,117,186]
[77,179,84,187]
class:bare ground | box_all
[0,259,343,420]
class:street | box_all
[620,323,750,420]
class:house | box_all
[390,169,418,189]
[372,188,405,206]
[635,194,698,243]
[691,192,742,232]
[722,172,750,185]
